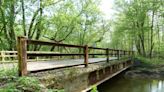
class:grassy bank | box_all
[0,66,64,92]
[136,56,164,66]
[124,56,164,79]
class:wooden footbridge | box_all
[0,36,134,91]
[16,36,134,76]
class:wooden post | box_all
[1,51,5,62]
[84,45,88,67]
[117,50,120,60]
[124,51,126,57]
[128,51,131,57]
[36,56,39,61]
[106,48,109,63]
[92,49,95,58]
[17,36,27,76]
[114,50,116,57]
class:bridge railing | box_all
[0,51,17,62]
[17,36,134,76]
[0,51,61,62]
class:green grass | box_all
[0,76,43,92]
[136,56,164,66]
[0,66,64,92]
[0,67,18,78]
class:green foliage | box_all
[111,0,163,57]
[0,66,18,78]
[0,0,110,51]
[0,86,20,92]
[0,67,66,92]
[1,77,42,92]
[91,86,98,92]
[137,56,164,65]
[15,77,41,91]
[0,66,43,92]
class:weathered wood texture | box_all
[84,45,88,67]
[17,36,27,76]
[17,36,134,76]
[0,51,17,62]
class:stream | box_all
[97,73,164,92]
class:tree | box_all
[111,0,163,57]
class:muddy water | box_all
[98,73,164,92]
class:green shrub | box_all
[0,66,18,78]
[136,56,164,65]
[91,86,98,92]
[1,77,43,92]
[15,77,41,91]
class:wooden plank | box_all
[27,58,108,72]
[27,51,59,54]
[27,53,84,56]
[29,59,108,73]
[27,40,84,48]
[1,51,5,62]
[117,50,120,60]
[17,36,27,76]
[88,47,116,51]
[84,45,88,67]
[27,53,109,57]
[90,53,110,56]
[1,51,17,53]
[29,63,86,73]
[88,47,107,50]
[106,48,109,63]
[0,55,17,57]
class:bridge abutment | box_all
[29,59,133,92]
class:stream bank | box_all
[125,65,164,79]
[125,57,164,79]
[98,57,164,92]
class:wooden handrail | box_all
[27,39,84,48]
[84,45,88,67]
[88,47,107,50]
[17,36,134,76]
[0,51,60,62]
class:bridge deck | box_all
[0,57,117,72]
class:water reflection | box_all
[98,74,164,92]
[151,80,164,92]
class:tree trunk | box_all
[9,1,16,50]
[149,9,155,58]
[21,0,26,36]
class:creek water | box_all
[97,73,164,92]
